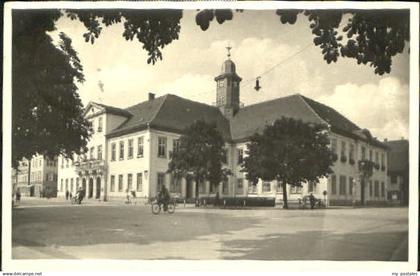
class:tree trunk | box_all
[282,180,288,209]
[195,177,199,206]
[360,177,365,206]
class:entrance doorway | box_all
[186,178,193,199]
[96,177,101,199]
[88,178,94,198]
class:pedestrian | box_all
[309,193,315,209]
[65,190,69,200]
[16,189,21,204]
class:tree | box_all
[167,120,229,202]
[242,117,333,209]
[12,10,91,167]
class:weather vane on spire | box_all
[226,45,232,59]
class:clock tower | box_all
[215,47,242,119]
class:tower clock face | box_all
[218,81,224,88]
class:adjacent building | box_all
[57,56,389,206]
[14,155,58,197]
[385,139,409,206]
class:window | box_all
[209,182,216,193]
[222,148,228,164]
[97,145,103,160]
[236,178,243,194]
[331,139,337,154]
[263,181,271,192]
[374,181,379,197]
[136,173,143,192]
[198,181,205,193]
[90,147,94,160]
[118,175,123,192]
[70,178,74,193]
[375,151,379,164]
[66,159,69,168]
[381,153,385,167]
[97,116,103,132]
[340,141,346,157]
[111,143,116,161]
[276,181,283,193]
[349,144,355,161]
[331,175,337,195]
[381,182,385,197]
[308,181,316,193]
[369,180,373,197]
[222,180,229,194]
[110,175,115,192]
[119,141,124,160]
[237,148,244,164]
[65,179,68,191]
[53,174,57,181]
[91,119,95,134]
[369,149,373,161]
[60,179,63,192]
[158,137,167,158]
[157,173,166,191]
[248,182,257,194]
[391,175,397,184]
[76,178,79,189]
[361,146,366,160]
[349,177,354,195]
[137,137,144,158]
[339,175,346,195]
[128,139,133,159]
[173,139,180,153]
[127,174,133,191]
[290,186,303,194]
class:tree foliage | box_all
[12,10,91,167]
[168,120,230,199]
[242,117,333,209]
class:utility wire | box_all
[187,42,314,99]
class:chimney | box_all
[148,93,155,101]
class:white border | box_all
[3,1,419,273]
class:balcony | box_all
[74,159,107,176]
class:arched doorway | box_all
[88,178,94,198]
[96,177,101,199]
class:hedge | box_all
[174,196,276,207]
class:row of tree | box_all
[168,118,334,209]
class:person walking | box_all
[65,190,69,200]
[15,189,21,205]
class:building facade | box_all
[14,155,58,197]
[385,139,409,206]
[57,56,389,206]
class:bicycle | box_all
[151,199,175,214]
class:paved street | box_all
[12,198,408,260]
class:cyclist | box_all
[157,185,170,211]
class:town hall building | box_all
[57,54,389,206]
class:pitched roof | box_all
[106,94,231,140]
[87,102,132,118]
[385,139,409,173]
[299,95,360,134]
[230,94,327,141]
[103,93,385,149]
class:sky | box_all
[50,9,410,141]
